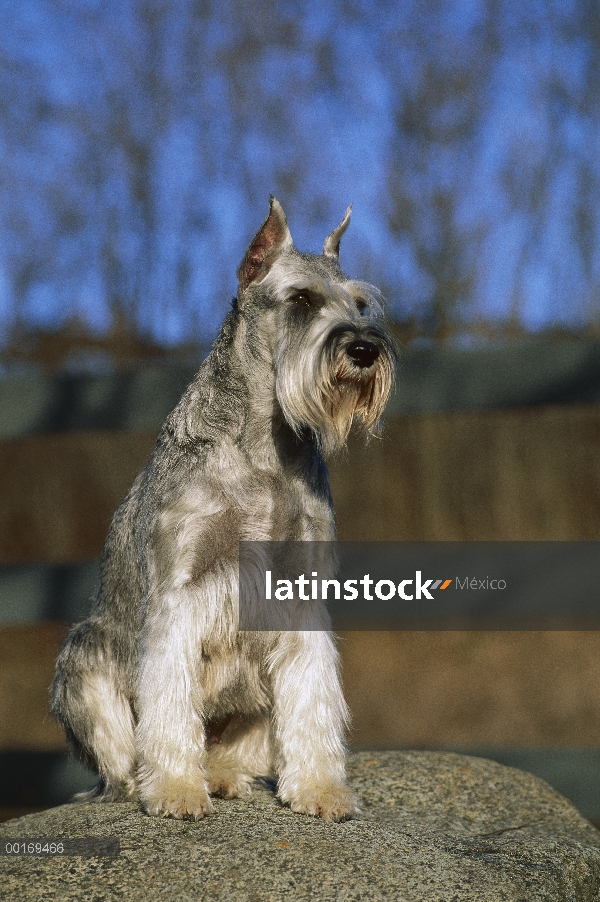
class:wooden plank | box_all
[0,430,157,564]
[340,631,600,747]
[2,625,600,751]
[331,403,600,541]
[0,624,69,751]
[0,404,598,565]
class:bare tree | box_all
[0,0,599,353]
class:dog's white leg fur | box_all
[135,587,212,819]
[270,631,359,822]
[77,670,137,799]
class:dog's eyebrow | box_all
[344,280,386,314]
[285,281,326,293]
[344,282,369,296]
[342,286,369,304]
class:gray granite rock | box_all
[1,751,599,901]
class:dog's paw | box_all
[207,767,253,800]
[141,777,213,820]
[287,783,359,823]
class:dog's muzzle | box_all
[346,340,380,369]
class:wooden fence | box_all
[1,341,600,820]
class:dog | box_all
[52,198,396,822]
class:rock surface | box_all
[1,751,599,901]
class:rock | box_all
[1,751,599,901]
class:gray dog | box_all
[52,198,395,822]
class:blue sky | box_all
[0,0,598,347]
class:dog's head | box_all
[236,197,396,455]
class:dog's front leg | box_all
[135,587,212,820]
[270,631,358,822]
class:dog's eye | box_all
[356,299,368,315]
[292,291,312,308]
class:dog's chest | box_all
[235,468,335,542]
[204,438,335,542]
[200,639,271,717]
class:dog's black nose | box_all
[346,340,380,368]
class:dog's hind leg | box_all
[206,714,273,799]
[52,619,137,800]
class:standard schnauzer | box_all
[52,198,395,822]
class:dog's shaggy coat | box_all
[52,199,395,821]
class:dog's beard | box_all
[276,330,395,456]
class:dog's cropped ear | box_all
[237,196,293,294]
[323,205,352,260]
